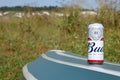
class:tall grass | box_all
[0,6,120,79]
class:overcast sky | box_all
[0,0,98,9]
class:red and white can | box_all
[88,23,104,64]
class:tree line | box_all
[0,6,62,12]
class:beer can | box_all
[88,23,104,64]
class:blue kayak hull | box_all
[22,50,120,80]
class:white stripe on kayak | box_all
[51,50,87,60]
[42,54,120,77]
[49,50,120,66]
[22,64,38,80]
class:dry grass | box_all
[0,6,120,79]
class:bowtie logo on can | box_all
[88,23,104,64]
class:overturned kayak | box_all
[21,50,120,80]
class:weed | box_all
[0,6,120,79]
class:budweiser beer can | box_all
[88,23,104,64]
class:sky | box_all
[0,0,98,9]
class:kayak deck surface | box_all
[22,50,120,80]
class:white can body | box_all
[88,23,104,64]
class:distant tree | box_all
[0,6,61,12]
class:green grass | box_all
[0,7,120,79]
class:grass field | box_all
[0,7,120,80]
